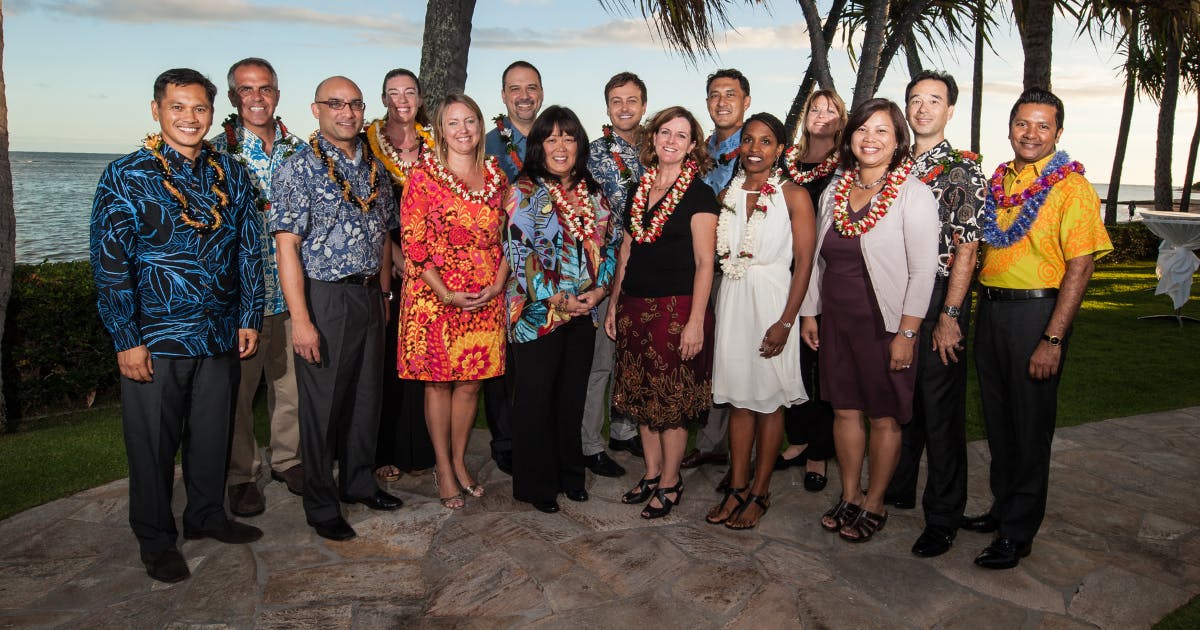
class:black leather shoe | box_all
[911,526,955,558]
[228,482,265,517]
[884,494,916,510]
[609,436,644,458]
[341,490,403,511]
[271,464,304,496]
[682,448,729,469]
[533,500,560,513]
[773,451,806,471]
[584,452,626,477]
[309,516,356,541]
[564,488,589,502]
[960,513,999,533]
[803,471,828,492]
[494,452,513,476]
[183,520,263,544]
[141,548,189,583]
[974,537,1031,570]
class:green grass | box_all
[1156,595,1200,629]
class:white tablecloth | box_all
[1136,210,1200,309]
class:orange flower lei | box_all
[543,178,597,241]
[422,152,505,205]
[366,118,435,186]
[493,115,522,171]
[143,133,227,232]
[308,132,381,213]
[783,145,839,185]
[627,159,698,244]
[830,158,914,238]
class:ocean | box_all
[8,150,1183,264]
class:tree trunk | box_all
[1154,34,1180,211]
[1105,5,1139,225]
[1017,0,1054,90]
[970,0,984,153]
[852,0,891,109]
[419,0,477,116]
[872,0,935,93]
[0,2,14,433]
[1180,88,1199,213]
[904,34,923,79]
[784,0,847,141]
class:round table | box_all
[1135,209,1200,325]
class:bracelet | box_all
[779,320,793,329]
[442,291,455,305]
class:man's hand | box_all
[800,316,819,351]
[1028,340,1062,380]
[932,315,964,365]
[117,345,154,382]
[238,328,259,359]
[293,319,322,365]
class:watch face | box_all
[902,329,917,338]
[944,305,961,318]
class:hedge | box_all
[1102,222,1160,263]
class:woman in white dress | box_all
[707,112,818,529]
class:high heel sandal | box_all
[640,481,683,519]
[705,485,748,525]
[725,493,771,530]
[820,499,861,532]
[432,471,464,510]
[839,508,887,543]
[621,475,661,504]
[458,475,485,498]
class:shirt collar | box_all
[158,141,207,175]
[708,127,742,152]
[1005,152,1055,177]
[315,133,363,167]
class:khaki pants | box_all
[227,311,300,485]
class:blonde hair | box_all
[795,89,847,159]
[433,93,486,169]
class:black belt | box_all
[329,273,378,286]
[980,286,1058,301]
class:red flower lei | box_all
[544,178,597,241]
[987,158,1084,208]
[143,133,227,232]
[627,160,698,244]
[601,124,633,183]
[222,114,290,155]
[308,132,381,213]
[831,159,914,238]
[783,145,839,185]
[421,152,506,206]
[493,115,523,172]
[919,149,981,184]
[717,146,740,166]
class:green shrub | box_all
[2,261,118,425]
[1103,222,1160,263]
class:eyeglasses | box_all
[315,99,367,112]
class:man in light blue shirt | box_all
[485,60,544,183]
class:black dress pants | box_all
[510,317,595,504]
[120,351,238,553]
[975,294,1066,543]
[782,317,836,461]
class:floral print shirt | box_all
[587,130,644,228]
[911,140,987,277]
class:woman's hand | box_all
[576,287,607,313]
[800,316,819,351]
[680,320,704,361]
[759,321,791,358]
[460,283,505,312]
[889,333,917,372]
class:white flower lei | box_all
[422,152,505,205]
[716,169,781,279]
[542,178,597,240]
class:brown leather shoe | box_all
[681,448,729,469]
[228,482,265,517]
[271,464,304,496]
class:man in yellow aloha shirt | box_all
[964,88,1112,570]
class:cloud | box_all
[39,0,420,33]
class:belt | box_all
[329,273,379,286]
[980,286,1058,301]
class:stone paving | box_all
[1,408,1198,629]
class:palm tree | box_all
[0,1,14,432]
[1014,0,1055,90]
[783,0,847,140]
[1177,36,1200,212]
[419,0,478,114]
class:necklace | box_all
[543,178,598,241]
[421,151,506,205]
[783,146,839,185]
[143,133,227,232]
[830,158,914,238]
[493,115,522,171]
[855,170,888,190]
[366,119,435,186]
[308,132,380,213]
[716,169,781,279]
[980,151,1083,248]
[918,148,981,184]
[627,160,698,244]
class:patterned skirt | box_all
[611,294,714,431]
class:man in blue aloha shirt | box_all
[91,68,265,584]
[210,57,307,516]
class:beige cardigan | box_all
[799,174,940,332]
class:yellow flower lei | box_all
[366,119,435,186]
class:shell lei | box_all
[309,132,380,213]
[493,115,522,171]
[980,151,1083,248]
[831,158,914,238]
[367,119,435,186]
[422,151,506,206]
[783,146,839,185]
[543,178,597,241]
[716,170,780,279]
[143,133,227,232]
[627,160,698,244]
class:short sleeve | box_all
[1057,173,1113,262]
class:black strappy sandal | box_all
[725,493,771,530]
[621,475,661,504]
[705,485,748,525]
[839,508,888,543]
[641,481,683,519]
[821,499,862,532]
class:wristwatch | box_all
[900,329,917,339]
[942,304,961,319]
[1041,333,1063,346]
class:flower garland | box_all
[627,160,698,244]
[542,178,598,241]
[493,115,522,172]
[980,151,1083,248]
[783,146,839,185]
[221,113,297,159]
[830,158,914,238]
[716,170,780,279]
[919,148,981,184]
[366,118,435,186]
[143,133,227,232]
[421,151,506,205]
[601,124,634,184]
[308,132,381,213]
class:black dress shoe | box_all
[803,471,828,492]
[228,482,265,517]
[341,490,403,511]
[609,436,644,458]
[309,516,356,541]
[533,500,560,513]
[584,452,626,478]
[974,537,1031,570]
[183,520,263,544]
[884,494,916,510]
[564,488,589,502]
[773,451,806,471]
[911,526,955,558]
[141,548,189,583]
[494,452,513,476]
[271,465,304,496]
[960,513,999,533]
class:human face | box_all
[228,64,279,132]
[1009,103,1062,170]
[151,83,214,160]
[606,82,646,135]
[440,102,482,158]
[382,74,422,125]
[653,116,697,168]
[310,78,365,150]
[805,95,842,141]
[542,124,578,183]
[501,66,543,126]
[906,79,954,141]
[739,120,783,178]
[706,77,750,133]
[850,110,899,171]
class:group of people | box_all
[90,57,1112,584]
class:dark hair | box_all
[1009,88,1064,129]
[604,72,647,103]
[502,60,542,88]
[637,106,714,175]
[705,68,750,96]
[839,98,912,172]
[154,68,217,105]
[226,57,277,91]
[521,106,598,193]
[905,70,959,106]
[381,67,430,127]
[739,112,787,169]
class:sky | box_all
[5,0,1196,186]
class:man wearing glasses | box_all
[210,58,306,516]
[271,76,402,541]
